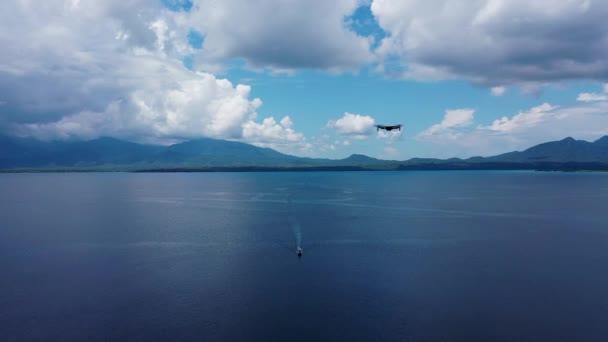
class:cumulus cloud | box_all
[376,129,403,143]
[417,101,608,157]
[0,0,307,152]
[324,111,405,153]
[326,112,376,139]
[242,116,311,153]
[14,66,263,140]
[188,0,375,72]
[371,0,608,86]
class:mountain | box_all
[0,136,163,168]
[488,137,608,163]
[154,138,305,166]
[1,135,608,171]
[333,154,392,166]
[594,136,608,146]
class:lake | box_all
[1,171,607,341]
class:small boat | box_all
[297,247,303,257]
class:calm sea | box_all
[1,171,607,341]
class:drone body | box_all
[375,124,402,132]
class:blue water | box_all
[1,171,607,341]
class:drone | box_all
[375,124,402,132]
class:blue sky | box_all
[1,0,608,159]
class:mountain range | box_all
[1,135,608,171]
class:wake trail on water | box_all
[292,221,302,248]
[286,195,303,250]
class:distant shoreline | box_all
[3,135,608,173]
[2,162,608,173]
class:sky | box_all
[1,0,608,159]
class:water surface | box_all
[1,171,607,341]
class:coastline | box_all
[2,162,608,173]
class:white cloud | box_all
[417,101,608,157]
[376,129,403,143]
[418,109,475,138]
[188,0,375,72]
[491,86,506,96]
[480,103,556,132]
[10,56,265,140]
[309,134,341,154]
[242,116,310,153]
[0,0,308,151]
[577,83,608,102]
[577,93,608,102]
[326,112,376,139]
[371,0,608,86]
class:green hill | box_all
[1,135,608,171]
